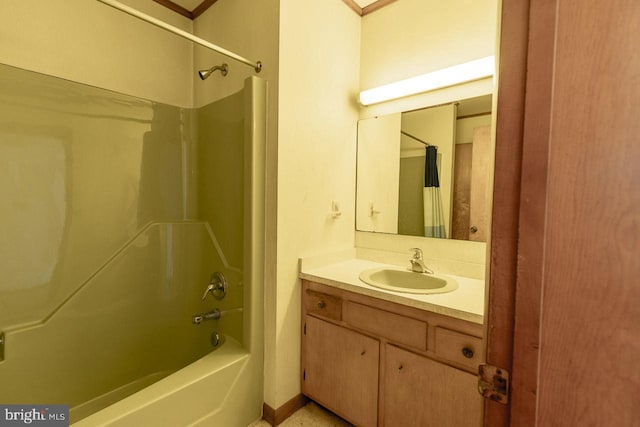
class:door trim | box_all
[483,0,531,426]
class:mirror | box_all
[356,94,492,242]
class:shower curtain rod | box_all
[96,0,262,73]
[401,130,437,148]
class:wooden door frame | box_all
[484,0,538,425]
[488,0,640,424]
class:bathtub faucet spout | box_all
[192,307,243,325]
[192,309,221,325]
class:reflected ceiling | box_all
[354,0,380,6]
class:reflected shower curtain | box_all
[423,146,446,238]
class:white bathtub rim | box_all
[73,336,250,426]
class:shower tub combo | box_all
[0,56,266,426]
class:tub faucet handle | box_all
[202,272,227,300]
[202,284,215,300]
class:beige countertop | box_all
[299,256,485,324]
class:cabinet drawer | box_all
[304,289,342,321]
[344,301,427,351]
[433,327,483,370]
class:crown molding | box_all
[152,0,219,20]
[342,0,398,17]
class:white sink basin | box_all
[359,267,459,294]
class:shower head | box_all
[198,63,229,80]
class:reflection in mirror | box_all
[356,95,492,242]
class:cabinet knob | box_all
[317,300,326,309]
[470,226,478,233]
[361,350,366,356]
[398,364,404,371]
[462,347,474,358]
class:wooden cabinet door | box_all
[383,344,482,427]
[302,315,379,427]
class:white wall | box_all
[273,0,361,408]
[0,0,193,107]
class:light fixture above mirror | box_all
[359,56,495,106]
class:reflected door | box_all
[469,125,491,242]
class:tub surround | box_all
[299,249,485,324]
[0,63,267,426]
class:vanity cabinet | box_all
[301,280,484,426]
[303,315,379,427]
[384,344,482,427]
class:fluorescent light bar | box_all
[359,56,495,106]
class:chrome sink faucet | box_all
[409,248,433,274]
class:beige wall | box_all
[359,0,497,118]
[272,0,360,408]
[0,0,193,107]
[192,0,278,108]
[360,0,497,91]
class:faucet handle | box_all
[202,272,227,300]
[202,283,216,300]
[410,247,423,260]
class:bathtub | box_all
[74,336,262,426]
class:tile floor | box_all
[248,402,353,427]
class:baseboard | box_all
[262,403,275,425]
[262,394,309,426]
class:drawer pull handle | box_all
[317,300,326,309]
[398,364,404,371]
[462,347,474,359]
[361,350,366,356]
